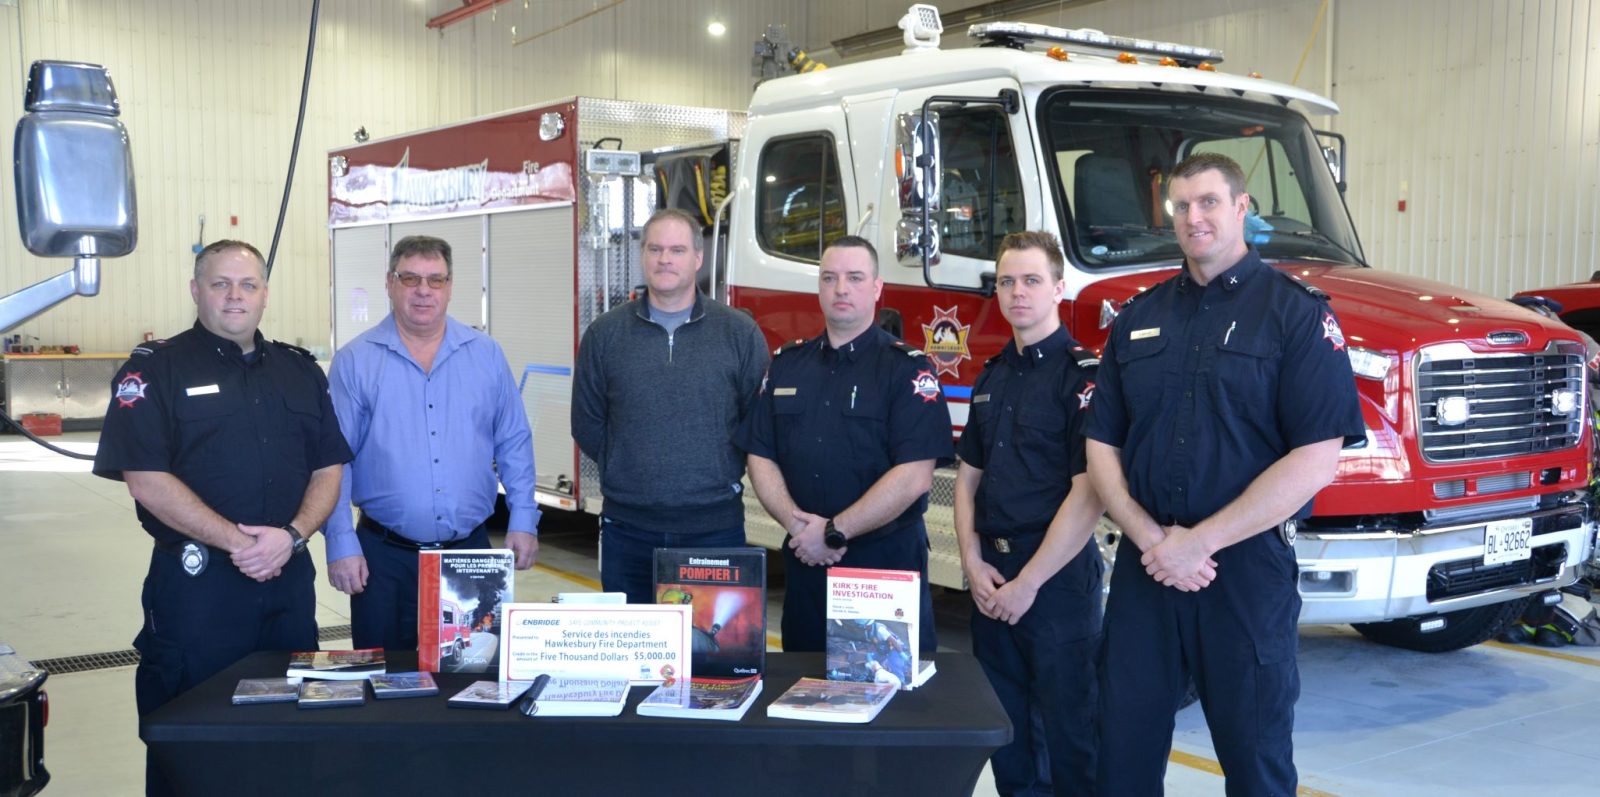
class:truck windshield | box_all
[1040,89,1364,269]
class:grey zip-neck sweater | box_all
[571,291,769,533]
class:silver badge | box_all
[1279,518,1298,546]
[180,542,208,576]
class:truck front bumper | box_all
[1294,500,1594,625]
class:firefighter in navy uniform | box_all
[954,232,1106,797]
[737,235,953,653]
[1085,154,1363,796]
[93,240,351,796]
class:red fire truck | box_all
[327,9,1595,652]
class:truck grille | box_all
[1425,542,1566,601]
[1415,342,1585,463]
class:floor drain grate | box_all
[31,624,356,675]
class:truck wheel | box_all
[443,640,463,667]
[1350,598,1530,653]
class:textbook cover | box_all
[825,567,929,690]
[653,547,766,679]
[637,676,763,722]
[418,549,515,674]
[766,677,895,724]
[286,648,386,681]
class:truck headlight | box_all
[1347,346,1393,380]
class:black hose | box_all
[265,0,322,280]
[0,409,95,460]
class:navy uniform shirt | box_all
[735,326,955,531]
[93,322,354,547]
[957,326,1097,539]
[1085,249,1364,526]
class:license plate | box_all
[1483,518,1533,566]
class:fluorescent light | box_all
[708,21,726,36]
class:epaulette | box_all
[1282,272,1331,302]
[272,340,318,361]
[889,339,926,358]
[1068,344,1100,370]
[129,338,174,358]
[984,351,1005,367]
[772,338,807,357]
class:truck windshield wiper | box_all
[1279,228,1367,266]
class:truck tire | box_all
[1350,597,1530,653]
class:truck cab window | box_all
[937,109,1025,260]
[756,134,848,263]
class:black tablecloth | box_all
[142,651,1010,796]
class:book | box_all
[368,671,440,699]
[765,677,896,724]
[231,677,302,705]
[637,676,763,721]
[286,648,386,680]
[419,549,516,674]
[825,567,923,690]
[447,679,532,710]
[297,680,367,709]
[653,547,767,679]
[516,674,633,718]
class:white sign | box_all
[499,603,692,684]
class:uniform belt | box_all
[151,537,227,556]
[984,532,1044,554]
[358,513,480,551]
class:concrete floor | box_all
[4,432,1600,796]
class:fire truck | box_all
[327,7,1596,652]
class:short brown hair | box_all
[995,231,1065,282]
[1170,152,1246,199]
[389,235,453,275]
[193,240,265,281]
[642,208,704,254]
[823,235,879,276]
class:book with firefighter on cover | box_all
[653,547,766,679]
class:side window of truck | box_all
[937,109,1025,260]
[1191,137,1313,228]
[757,134,848,263]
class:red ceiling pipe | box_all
[427,0,512,30]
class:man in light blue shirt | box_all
[325,235,539,651]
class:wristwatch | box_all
[282,523,308,555]
[823,520,848,550]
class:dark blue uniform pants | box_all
[135,546,318,795]
[350,524,491,651]
[1098,530,1301,796]
[781,521,938,653]
[599,516,747,604]
[972,536,1103,797]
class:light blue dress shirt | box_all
[324,315,538,561]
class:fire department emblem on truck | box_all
[921,306,971,378]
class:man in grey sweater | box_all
[571,208,769,603]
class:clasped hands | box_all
[1140,524,1219,592]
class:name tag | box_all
[972,393,990,404]
[1130,327,1161,340]
[773,387,798,396]
[185,384,220,397]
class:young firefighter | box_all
[953,231,1105,796]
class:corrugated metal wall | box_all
[0,0,1593,353]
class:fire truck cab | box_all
[721,9,1597,651]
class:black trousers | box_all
[1097,530,1301,797]
[135,545,317,795]
[348,523,491,651]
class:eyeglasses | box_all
[392,271,451,289]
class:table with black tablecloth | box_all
[142,651,1010,796]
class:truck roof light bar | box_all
[968,22,1224,67]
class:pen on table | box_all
[519,673,552,717]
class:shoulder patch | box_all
[1068,344,1100,371]
[773,338,808,357]
[1282,272,1331,302]
[129,338,174,358]
[272,340,318,361]
[889,340,926,358]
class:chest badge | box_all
[1077,381,1096,409]
[114,372,148,407]
[1321,312,1346,351]
[921,306,972,378]
[911,370,941,403]
[1130,327,1160,340]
